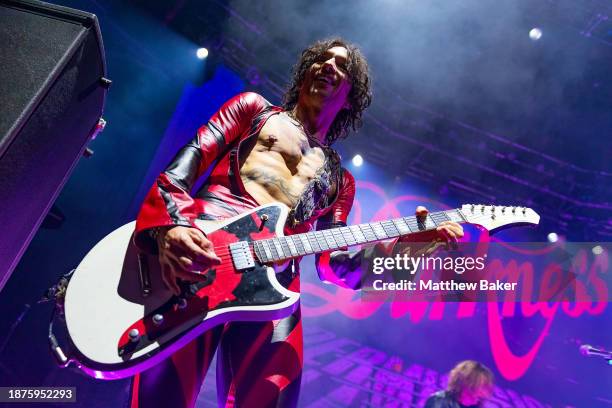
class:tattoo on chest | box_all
[242,169,302,203]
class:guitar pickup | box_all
[229,241,255,270]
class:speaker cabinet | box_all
[0,0,108,288]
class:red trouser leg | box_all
[128,308,303,408]
[216,307,304,408]
[128,326,223,408]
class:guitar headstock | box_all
[460,204,540,234]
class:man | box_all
[131,38,463,407]
[424,360,495,408]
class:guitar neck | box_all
[252,208,467,263]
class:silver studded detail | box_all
[128,329,140,342]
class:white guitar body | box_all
[64,203,300,379]
[62,203,539,380]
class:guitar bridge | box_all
[229,241,255,270]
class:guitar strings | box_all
[180,211,522,271]
[206,210,508,253]
[174,211,522,277]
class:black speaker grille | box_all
[0,0,107,286]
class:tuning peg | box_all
[501,206,506,213]
[512,207,516,214]
[522,207,526,215]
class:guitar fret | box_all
[264,239,277,261]
[360,224,377,241]
[285,236,298,256]
[252,241,264,262]
[261,240,273,261]
[381,220,400,237]
[371,222,388,239]
[376,222,390,239]
[331,228,347,248]
[307,233,321,252]
[431,213,449,226]
[393,218,412,234]
[403,217,420,232]
[299,234,313,254]
[425,214,437,229]
[341,227,357,246]
[292,235,306,255]
[445,209,465,223]
[348,225,364,243]
[279,237,291,257]
[432,211,450,222]
[271,239,284,259]
[314,231,329,250]
[322,229,338,249]
[252,241,260,262]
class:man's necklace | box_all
[286,110,327,148]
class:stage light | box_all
[352,154,363,167]
[529,28,542,41]
[196,47,209,59]
[547,232,558,243]
[592,245,603,255]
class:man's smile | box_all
[314,75,335,86]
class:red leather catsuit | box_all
[130,93,365,408]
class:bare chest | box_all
[258,114,326,172]
[239,114,330,207]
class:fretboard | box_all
[252,209,466,263]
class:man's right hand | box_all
[156,226,221,295]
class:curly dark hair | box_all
[283,38,372,145]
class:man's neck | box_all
[292,101,341,146]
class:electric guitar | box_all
[62,203,539,379]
